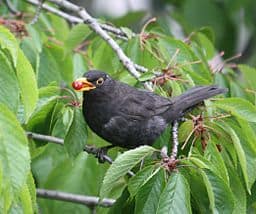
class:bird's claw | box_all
[95,147,107,163]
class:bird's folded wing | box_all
[116,90,173,120]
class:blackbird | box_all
[72,70,226,149]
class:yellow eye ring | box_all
[96,77,104,85]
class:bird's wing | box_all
[115,87,173,120]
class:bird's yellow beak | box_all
[72,77,96,92]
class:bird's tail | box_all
[171,85,227,113]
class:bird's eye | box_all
[96,77,104,85]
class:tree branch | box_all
[26,131,135,176]
[3,0,21,15]
[29,0,44,25]
[25,0,129,40]
[36,188,115,207]
[25,0,153,85]
[170,120,179,160]
[46,0,152,90]
[48,0,140,77]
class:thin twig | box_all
[3,0,21,15]
[49,0,140,77]
[30,0,44,25]
[46,0,152,90]
[36,188,115,207]
[26,132,64,145]
[26,0,152,83]
[170,120,179,160]
[25,0,129,40]
[26,131,135,177]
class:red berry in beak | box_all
[72,81,83,90]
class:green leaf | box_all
[239,64,256,91]
[48,13,70,41]
[204,140,229,184]
[100,146,156,198]
[180,166,211,213]
[0,50,19,113]
[73,53,89,79]
[26,95,58,134]
[0,104,30,205]
[64,23,90,56]
[36,152,107,213]
[64,108,87,157]
[178,120,193,143]
[19,184,33,214]
[228,119,256,190]
[201,169,234,213]
[16,49,38,122]
[214,98,256,122]
[228,167,246,214]
[135,169,165,214]
[128,165,161,197]
[26,172,37,213]
[0,25,18,66]
[38,46,62,88]
[219,123,250,193]
[156,173,192,214]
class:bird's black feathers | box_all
[80,70,226,148]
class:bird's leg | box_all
[95,145,115,163]
[84,145,115,163]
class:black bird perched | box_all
[72,70,226,149]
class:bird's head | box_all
[72,70,112,93]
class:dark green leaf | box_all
[202,169,234,213]
[128,165,161,197]
[156,173,192,214]
[135,169,165,214]
[64,108,87,157]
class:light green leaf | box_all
[0,104,30,206]
[0,25,18,66]
[16,49,38,122]
[64,108,87,157]
[100,146,156,198]
[38,46,62,88]
[64,23,90,56]
[0,50,19,113]
[239,64,256,91]
[156,173,192,214]
[178,120,193,143]
[214,98,256,122]
[73,53,88,79]
[19,184,33,214]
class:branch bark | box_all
[26,0,129,39]
[26,0,153,89]
[26,131,135,176]
[36,188,115,207]
[170,120,179,160]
